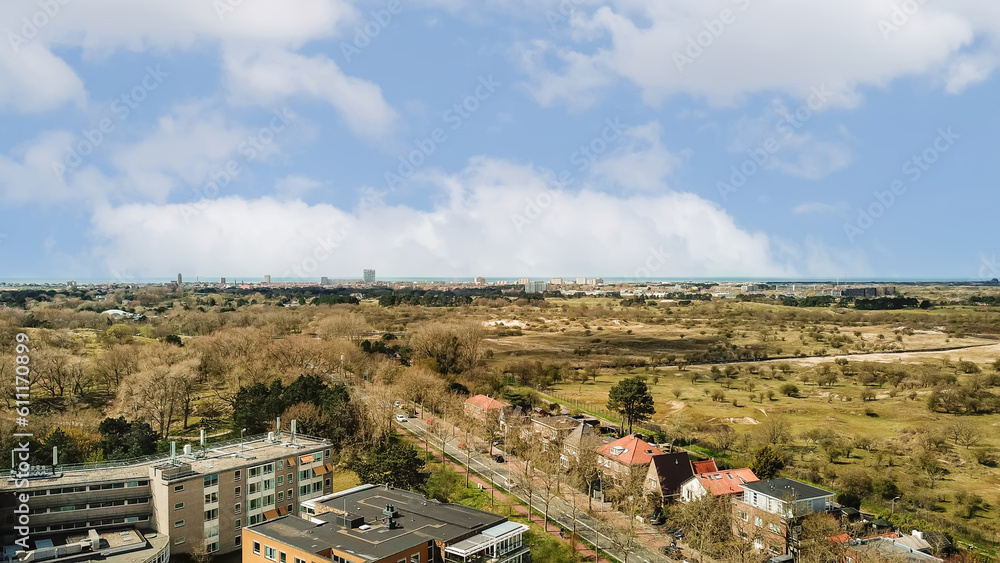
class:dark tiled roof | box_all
[647,453,694,495]
[742,478,834,500]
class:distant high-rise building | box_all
[524,281,550,294]
[550,277,563,286]
[263,274,271,284]
[474,276,486,285]
[220,277,226,285]
[517,278,530,285]
[363,269,376,285]
[177,273,182,285]
[320,276,330,286]
[575,277,587,285]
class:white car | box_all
[394,414,408,423]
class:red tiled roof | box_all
[693,468,758,496]
[692,459,719,473]
[597,435,665,466]
[465,394,508,411]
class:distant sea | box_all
[0,276,986,285]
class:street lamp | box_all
[891,496,901,514]
[240,428,247,454]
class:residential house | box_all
[845,536,943,562]
[463,395,509,424]
[643,453,696,503]
[596,435,665,480]
[731,478,835,556]
[679,467,758,502]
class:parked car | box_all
[394,414,408,423]
[659,546,683,559]
[493,454,505,463]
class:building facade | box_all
[363,269,376,285]
[1,428,332,559]
[732,478,835,556]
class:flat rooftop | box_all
[742,478,834,500]
[1,434,329,490]
[249,486,508,562]
[3,528,169,563]
[532,416,583,431]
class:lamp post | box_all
[891,496,900,514]
[240,428,247,454]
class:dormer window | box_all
[610,446,627,456]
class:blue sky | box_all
[1,0,999,281]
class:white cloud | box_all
[223,48,398,142]
[89,157,798,279]
[275,175,324,200]
[945,50,1000,93]
[589,121,684,191]
[0,41,86,113]
[518,0,997,109]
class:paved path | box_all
[399,411,674,563]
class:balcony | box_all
[30,503,151,527]
[28,487,151,508]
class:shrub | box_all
[780,383,800,397]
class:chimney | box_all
[52,446,58,466]
[276,416,281,435]
[383,504,398,530]
[200,429,206,447]
[170,442,177,461]
[291,420,297,444]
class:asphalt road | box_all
[398,413,671,563]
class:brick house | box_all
[596,435,665,480]
[732,478,835,556]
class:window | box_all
[206,525,219,538]
[253,541,261,555]
[325,478,331,488]
[249,483,259,494]
[411,555,420,563]
[207,542,219,553]
[174,502,184,510]
[263,494,275,507]
[265,546,277,561]
[264,479,274,491]
[174,537,186,546]
[768,522,781,534]
[277,475,283,486]
[312,482,322,493]
[264,463,274,474]
[174,520,185,528]
[754,516,763,528]
[277,491,284,502]
[173,485,184,492]
[299,470,310,481]
[204,508,219,522]
[235,503,242,515]
[299,485,309,496]
[205,492,219,504]
[333,555,351,563]
[325,449,331,458]
[235,486,242,498]
[279,551,287,563]
[235,519,242,530]
[250,498,261,510]
[287,489,293,499]
[738,511,748,522]
[277,460,284,470]
[234,469,242,482]
[249,467,261,478]
[235,536,242,548]
[287,473,293,483]
[287,504,293,513]
[295,558,306,563]
[204,474,219,487]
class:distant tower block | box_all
[264,274,271,284]
[177,273,182,285]
[363,269,376,285]
[221,277,226,286]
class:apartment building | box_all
[732,478,835,556]
[245,484,530,563]
[1,425,333,560]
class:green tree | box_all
[42,428,85,465]
[351,441,429,491]
[424,465,463,503]
[750,444,785,480]
[97,416,159,459]
[607,377,656,435]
